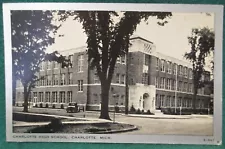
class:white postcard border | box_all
[3,3,223,145]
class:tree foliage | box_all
[184,27,214,111]
[12,10,69,112]
[58,11,172,119]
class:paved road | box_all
[13,107,213,136]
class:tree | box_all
[58,11,172,120]
[184,27,214,113]
[12,10,69,112]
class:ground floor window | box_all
[59,91,66,103]
[39,92,44,102]
[67,91,72,103]
[45,92,50,102]
[52,92,58,103]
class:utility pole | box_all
[125,35,129,115]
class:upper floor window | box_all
[144,54,150,66]
[189,69,193,79]
[47,61,51,70]
[179,65,183,76]
[78,80,83,92]
[40,62,45,71]
[52,74,58,85]
[94,73,99,84]
[121,55,126,64]
[68,73,73,84]
[142,73,148,85]
[173,63,177,75]
[184,67,188,78]
[60,73,65,85]
[161,60,165,72]
[68,55,73,67]
[156,58,160,71]
[78,55,84,72]
[116,73,120,83]
[53,61,59,69]
[155,77,159,88]
[121,74,125,84]
[167,61,172,74]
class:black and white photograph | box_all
[3,3,223,145]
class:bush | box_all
[136,108,141,114]
[146,110,151,114]
[45,104,49,108]
[130,105,136,113]
[115,106,119,113]
[141,109,144,114]
[52,104,55,109]
[16,103,19,106]
[61,104,64,109]
[34,104,38,108]
[40,103,43,108]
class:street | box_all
[13,107,213,136]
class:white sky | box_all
[47,12,214,70]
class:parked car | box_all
[66,102,80,113]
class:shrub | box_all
[34,104,38,108]
[141,109,144,114]
[16,103,19,106]
[45,104,49,108]
[52,104,55,109]
[136,108,141,114]
[61,104,64,109]
[115,106,119,113]
[130,105,136,113]
[40,103,43,108]
[146,110,151,114]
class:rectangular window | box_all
[171,96,175,107]
[142,73,148,85]
[78,80,83,92]
[45,92,50,102]
[173,64,177,75]
[68,73,73,84]
[179,65,183,76]
[39,92,44,102]
[40,62,45,71]
[189,69,193,79]
[59,91,65,103]
[166,78,170,89]
[183,82,187,92]
[155,77,159,88]
[60,73,65,85]
[67,91,72,103]
[116,73,120,83]
[47,61,51,70]
[161,60,165,72]
[121,74,125,84]
[167,62,172,74]
[156,58,159,71]
[144,54,150,66]
[52,74,58,85]
[47,75,51,86]
[78,55,84,72]
[184,67,188,78]
[160,78,165,89]
[68,55,73,67]
[53,61,59,69]
[52,92,58,103]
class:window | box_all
[156,58,160,71]
[171,96,175,107]
[177,97,182,107]
[160,95,165,107]
[179,65,183,76]
[184,82,188,92]
[189,69,193,79]
[117,57,121,63]
[45,92,50,102]
[53,61,59,69]
[67,91,72,103]
[144,54,150,65]
[142,73,148,85]
[60,73,65,85]
[161,60,165,72]
[121,74,125,84]
[47,61,51,70]
[68,73,73,84]
[78,55,84,72]
[39,92,44,102]
[173,64,177,75]
[47,75,51,86]
[160,78,165,89]
[78,80,83,92]
[178,81,182,91]
[184,67,188,78]
[167,62,172,74]
[40,62,45,71]
[52,74,58,85]
[155,77,159,88]
[68,55,73,67]
[166,96,170,107]
[52,92,58,103]
[33,92,37,103]
[166,79,169,89]
[59,91,65,103]
[116,74,120,83]
[39,77,45,86]
[121,95,125,105]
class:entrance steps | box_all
[154,109,164,115]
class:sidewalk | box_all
[124,114,191,119]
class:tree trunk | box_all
[23,84,29,112]
[99,81,111,120]
[192,85,198,114]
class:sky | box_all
[47,12,214,71]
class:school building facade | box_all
[15,36,212,114]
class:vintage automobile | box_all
[66,102,80,113]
